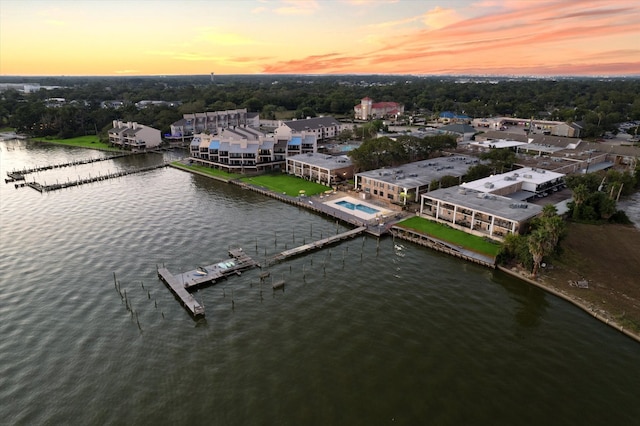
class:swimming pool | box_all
[335,200,380,215]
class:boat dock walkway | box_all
[23,164,168,192]
[266,226,367,266]
[5,153,135,182]
[157,248,259,318]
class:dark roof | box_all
[440,123,476,134]
[282,116,341,132]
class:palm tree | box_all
[528,228,552,278]
[571,184,589,220]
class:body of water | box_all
[1,141,639,425]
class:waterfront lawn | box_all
[172,162,242,180]
[396,216,500,257]
[32,135,120,151]
[240,173,330,196]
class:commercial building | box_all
[107,120,161,150]
[286,153,353,187]
[460,167,565,201]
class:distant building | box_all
[439,123,477,142]
[354,97,404,120]
[108,120,162,150]
[551,122,583,138]
[438,112,471,124]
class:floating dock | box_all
[157,248,259,318]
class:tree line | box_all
[1,75,639,140]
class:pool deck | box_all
[324,195,394,221]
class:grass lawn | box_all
[240,173,330,196]
[396,216,501,257]
[171,162,242,180]
[31,135,120,151]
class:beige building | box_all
[286,153,353,187]
[108,120,161,150]
[420,187,543,241]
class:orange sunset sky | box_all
[1,0,639,76]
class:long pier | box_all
[5,153,135,181]
[23,164,168,192]
[266,226,367,266]
[157,248,259,318]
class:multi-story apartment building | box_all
[355,155,479,206]
[420,187,543,241]
[166,109,260,144]
[275,116,342,144]
[189,126,317,173]
[107,120,161,150]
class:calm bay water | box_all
[1,141,639,426]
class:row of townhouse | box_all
[107,120,162,150]
[166,109,260,143]
[189,126,317,173]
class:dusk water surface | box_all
[1,141,639,426]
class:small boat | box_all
[195,266,208,276]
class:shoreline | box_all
[172,161,640,344]
[497,266,640,344]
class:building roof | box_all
[440,111,471,119]
[357,155,479,189]
[288,153,352,170]
[282,116,341,132]
[440,123,476,134]
[461,167,564,193]
[423,187,543,222]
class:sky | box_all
[1,0,639,77]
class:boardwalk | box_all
[266,226,367,265]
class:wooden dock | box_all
[266,226,367,265]
[23,164,168,192]
[6,153,135,178]
[157,248,259,318]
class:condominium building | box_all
[355,155,479,206]
[107,120,161,150]
[189,127,317,173]
[166,109,259,143]
[275,116,342,144]
[420,187,543,241]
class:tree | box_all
[479,148,516,174]
[528,228,552,278]
[571,184,589,220]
